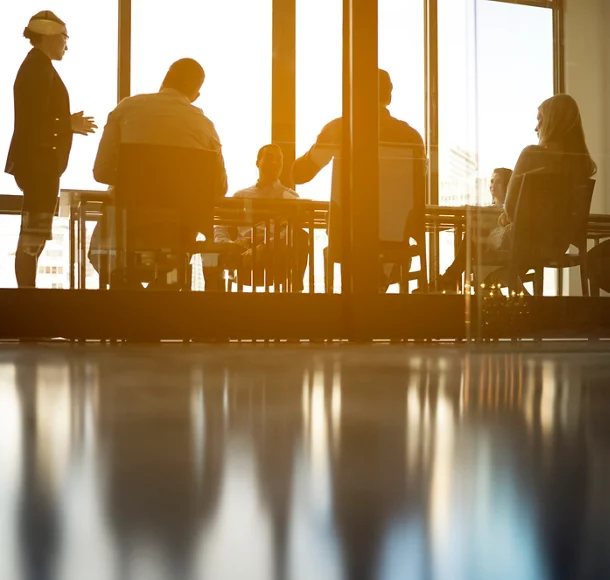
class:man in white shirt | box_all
[211,144,309,291]
[93,58,227,194]
[89,58,228,287]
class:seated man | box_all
[89,58,228,288]
[211,144,309,292]
[292,69,426,292]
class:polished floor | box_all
[1,343,609,580]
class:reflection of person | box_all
[212,144,309,292]
[429,94,596,292]
[490,167,512,207]
[90,58,228,288]
[5,11,96,288]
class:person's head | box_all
[379,69,393,107]
[536,94,597,176]
[161,58,205,103]
[24,11,68,61]
[490,167,513,205]
[256,144,284,183]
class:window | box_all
[0,2,118,194]
[295,0,425,202]
[131,0,272,195]
[295,0,341,201]
[438,0,554,206]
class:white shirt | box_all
[93,88,227,196]
[214,180,299,244]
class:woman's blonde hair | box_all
[538,94,597,176]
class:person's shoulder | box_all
[516,144,549,165]
[388,115,424,145]
[519,144,544,156]
[116,92,155,108]
[282,186,299,199]
[190,106,222,139]
[16,49,52,78]
[231,185,257,198]
[316,116,342,143]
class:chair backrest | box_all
[327,143,425,261]
[115,143,220,238]
[511,173,595,265]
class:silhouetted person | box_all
[5,11,96,287]
[292,69,425,186]
[89,58,228,287]
[293,69,427,292]
[212,143,309,291]
[417,168,513,293]
[430,94,597,292]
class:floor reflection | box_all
[0,344,609,579]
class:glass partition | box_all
[437,0,557,312]
[296,0,425,294]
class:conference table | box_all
[57,191,610,290]
[2,192,609,291]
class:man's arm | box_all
[292,118,341,184]
[93,107,121,185]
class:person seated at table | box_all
[292,69,427,292]
[490,167,513,207]
[427,94,597,292]
[210,144,309,292]
[417,168,512,293]
[88,58,228,288]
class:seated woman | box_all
[432,94,596,292]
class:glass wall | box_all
[131,0,273,195]
[295,0,425,202]
[0,1,565,302]
[437,0,556,297]
[0,2,118,288]
[296,0,425,293]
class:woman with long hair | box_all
[428,94,596,293]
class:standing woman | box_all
[4,10,97,287]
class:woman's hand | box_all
[71,111,98,135]
[498,211,510,227]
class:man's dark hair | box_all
[162,58,205,97]
[379,69,393,106]
[257,143,283,163]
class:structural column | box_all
[425,0,440,281]
[272,0,297,188]
[117,0,132,102]
[348,0,379,298]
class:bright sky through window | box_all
[0,0,553,204]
